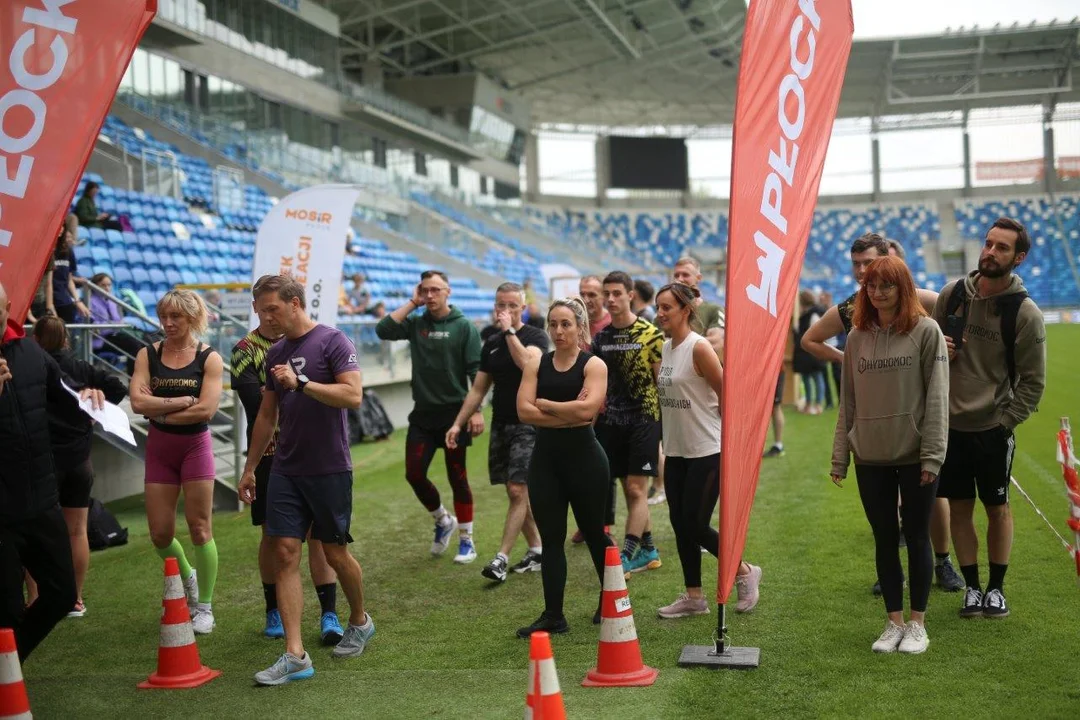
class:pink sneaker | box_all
[658,593,709,619]
[735,564,762,613]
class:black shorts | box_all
[774,371,785,406]
[264,471,354,544]
[488,421,536,485]
[250,454,275,527]
[57,458,94,509]
[407,407,472,449]
[937,426,1015,506]
[596,421,661,479]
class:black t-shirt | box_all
[479,325,549,424]
[52,252,76,307]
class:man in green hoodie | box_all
[933,217,1047,620]
[377,270,483,564]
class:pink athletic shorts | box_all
[145,426,216,485]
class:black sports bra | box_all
[536,351,592,403]
[147,342,213,435]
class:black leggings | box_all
[666,454,720,588]
[855,464,938,613]
[405,424,473,523]
[528,427,615,618]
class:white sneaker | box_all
[182,569,199,616]
[430,515,458,556]
[453,535,477,564]
[192,604,215,635]
[646,491,666,506]
[898,621,929,654]
[871,621,905,653]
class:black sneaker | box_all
[516,612,568,639]
[481,556,508,583]
[510,550,542,574]
[960,587,985,618]
[935,558,965,592]
[982,588,1009,618]
[872,580,882,596]
[763,445,785,459]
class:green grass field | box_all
[21,325,1080,719]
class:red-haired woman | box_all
[830,256,949,655]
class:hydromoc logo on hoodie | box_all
[858,355,914,374]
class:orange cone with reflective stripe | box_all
[582,546,658,688]
[524,632,566,720]
[0,628,31,719]
[138,558,220,689]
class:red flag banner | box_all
[0,0,156,322]
[718,0,853,604]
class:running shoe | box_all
[182,569,199,616]
[627,547,662,574]
[254,652,314,686]
[646,491,667,506]
[192,604,215,635]
[620,550,635,578]
[332,615,376,658]
[510,550,542,574]
[935,557,965,592]
[320,612,344,646]
[430,515,458,556]
[762,445,785,459]
[570,529,585,544]
[898,621,929,654]
[982,588,1009,618]
[735,564,762,613]
[871,621,905,653]
[658,593,709,619]
[516,612,568,639]
[481,555,509,583]
[960,587,985,618]
[264,609,284,639]
[453,535,477,564]
[67,601,86,618]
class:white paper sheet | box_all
[62,380,137,446]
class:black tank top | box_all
[148,342,214,435]
[536,350,592,402]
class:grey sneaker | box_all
[254,652,314,686]
[331,615,376,658]
[657,593,709,619]
[935,557,965,592]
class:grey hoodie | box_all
[831,316,949,478]
[931,272,1046,432]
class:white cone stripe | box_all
[524,707,533,720]
[599,613,639,644]
[526,659,536,694]
[0,653,23,683]
[1,712,32,720]
[603,563,628,591]
[160,621,196,648]
[164,575,185,601]
[536,657,560,694]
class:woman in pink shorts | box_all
[130,290,223,635]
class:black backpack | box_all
[945,280,1028,388]
[87,498,128,551]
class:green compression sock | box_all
[193,538,219,604]
[155,538,193,579]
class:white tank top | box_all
[658,332,721,458]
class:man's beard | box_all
[979,257,1013,279]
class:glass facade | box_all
[157,0,339,87]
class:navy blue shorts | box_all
[264,471,354,544]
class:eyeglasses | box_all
[865,282,896,295]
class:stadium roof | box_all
[319,1,1080,130]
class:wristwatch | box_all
[505,326,517,336]
[295,374,310,393]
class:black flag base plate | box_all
[678,644,760,669]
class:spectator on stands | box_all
[52,228,90,324]
[347,274,371,315]
[633,280,656,323]
[26,260,55,324]
[523,279,537,308]
[339,286,353,316]
[793,289,827,415]
[524,302,545,330]
[74,182,122,231]
[203,290,222,324]
[370,301,386,319]
[89,273,148,375]
[33,316,127,618]
[819,290,842,410]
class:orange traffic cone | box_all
[0,628,31,719]
[138,558,221,689]
[525,632,566,720]
[582,546,659,688]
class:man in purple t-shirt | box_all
[239,275,374,685]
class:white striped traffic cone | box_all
[0,628,31,719]
[524,631,566,719]
[138,558,220,689]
